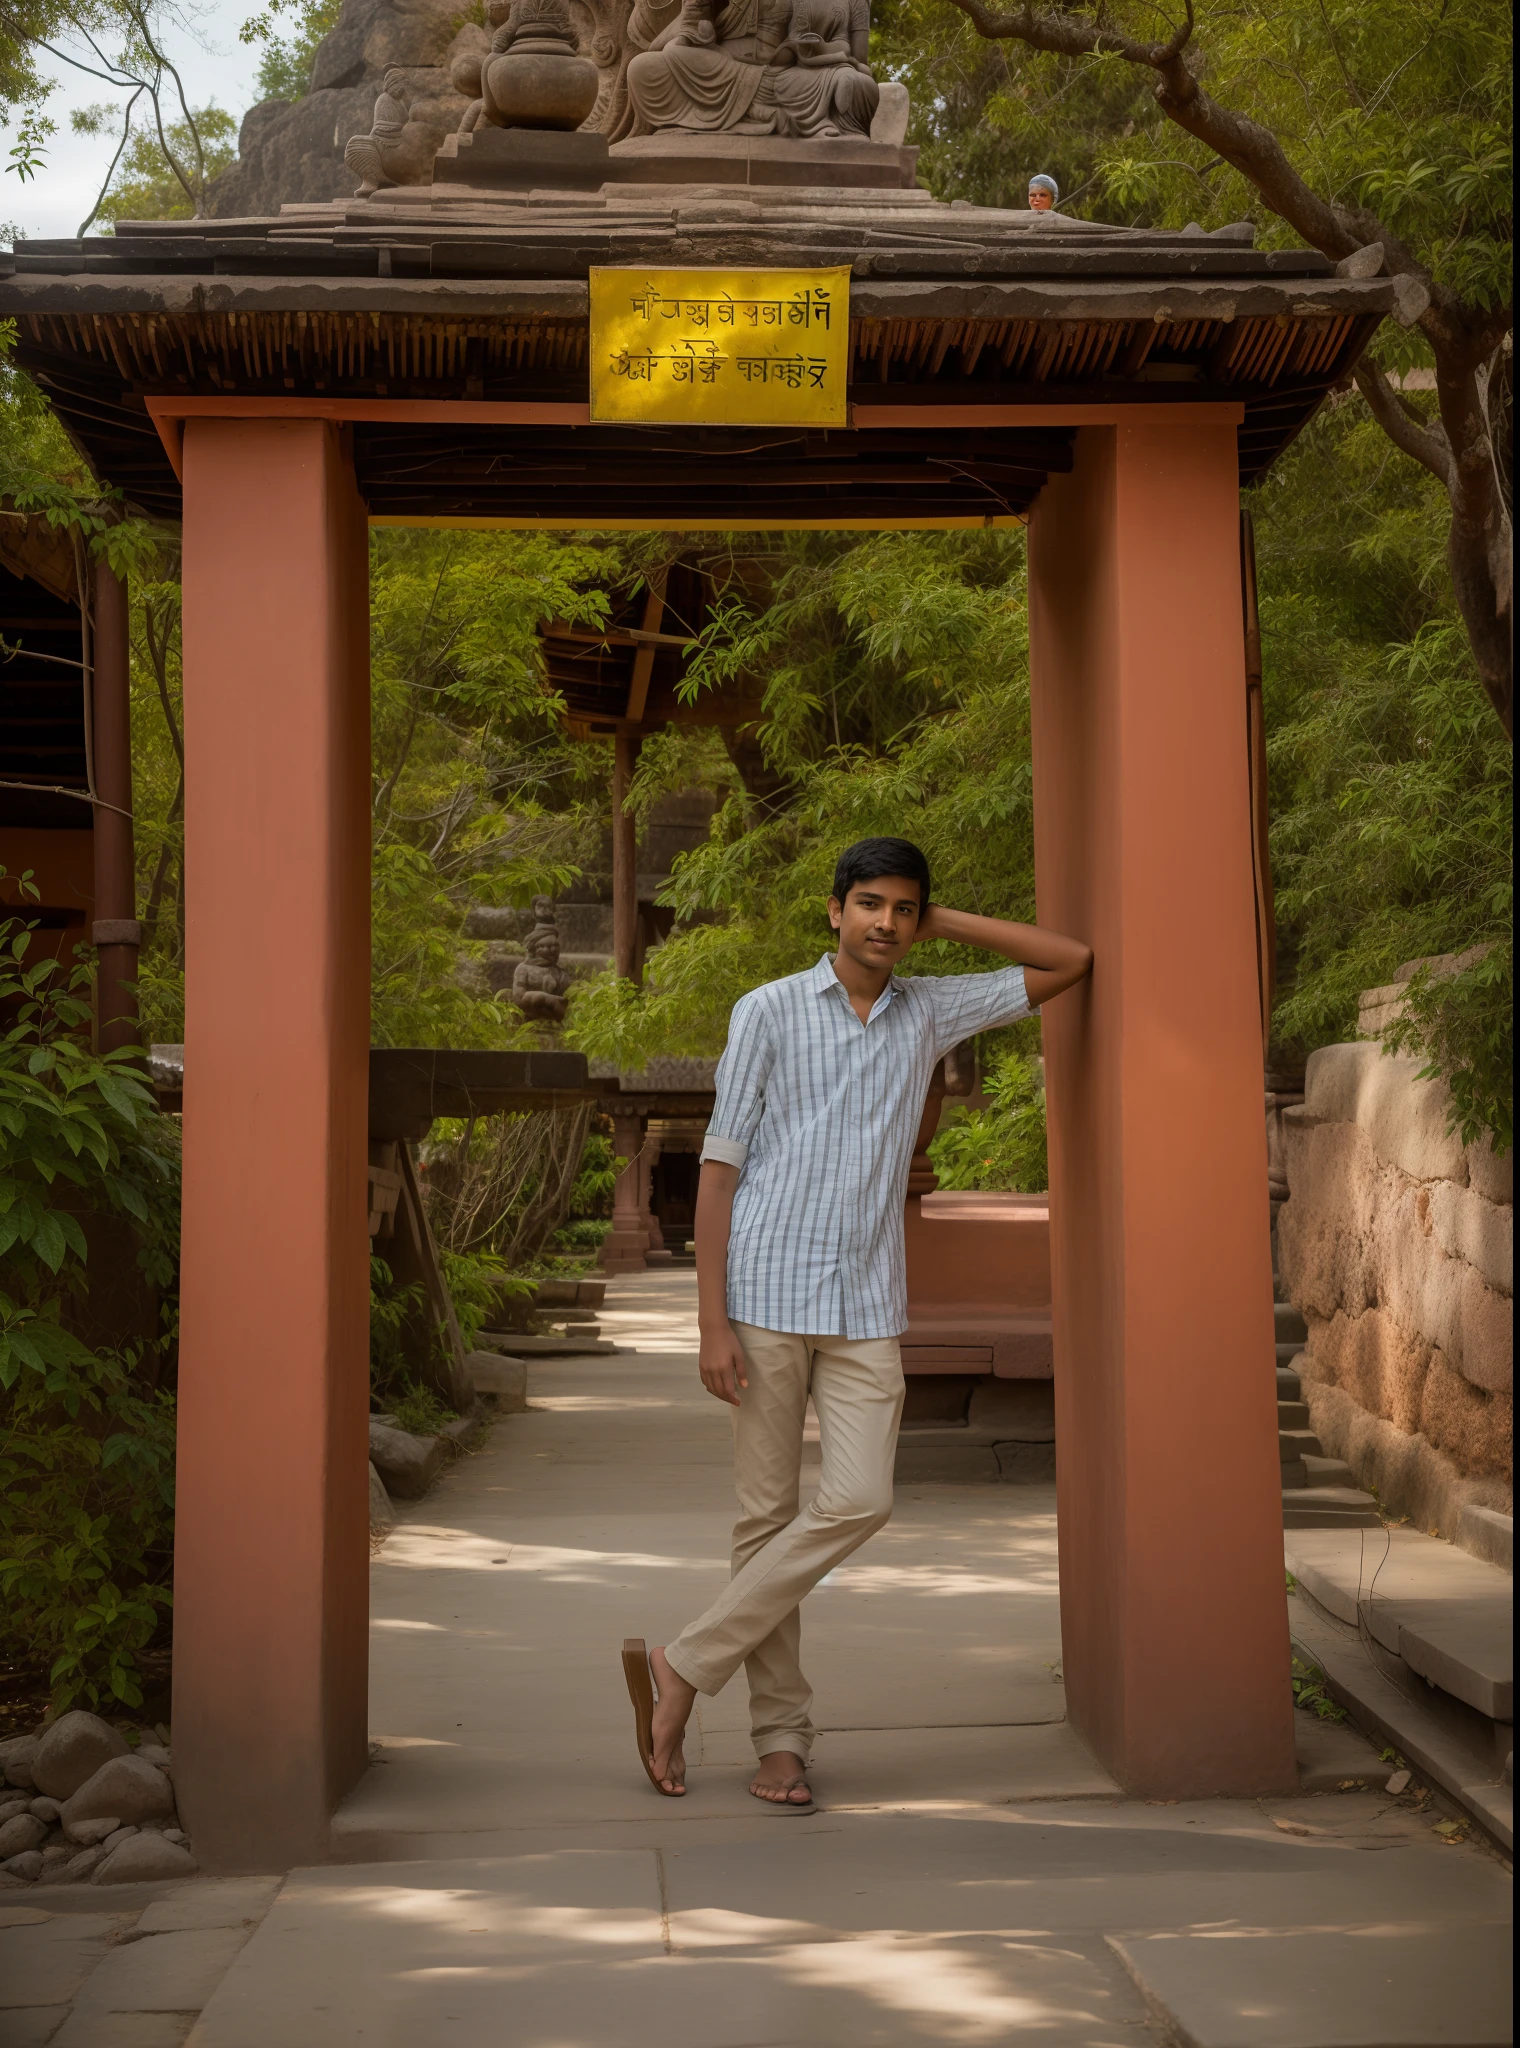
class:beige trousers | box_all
[665,1322,905,1763]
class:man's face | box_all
[828,875,922,972]
[1029,187,1053,211]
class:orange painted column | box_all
[174,419,372,1869]
[1027,419,1295,1797]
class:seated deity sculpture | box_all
[623,0,879,141]
[510,898,573,1022]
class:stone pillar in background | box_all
[90,563,140,1055]
[175,418,372,1870]
[1027,416,1296,1799]
[641,1131,672,1263]
[601,1107,650,1273]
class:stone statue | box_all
[340,0,904,193]
[344,69,455,196]
[510,897,573,1022]
[451,0,600,134]
[623,0,878,140]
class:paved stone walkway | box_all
[3,1271,1511,2046]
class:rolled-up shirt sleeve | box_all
[700,988,775,1168]
[925,964,1036,1060]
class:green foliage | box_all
[0,880,179,1711]
[72,103,237,226]
[1291,1656,1348,1723]
[929,1044,1048,1193]
[368,528,620,1048]
[567,530,1037,1068]
[386,1380,457,1437]
[872,0,1153,214]
[1256,402,1512,1147]
[241,0,345,102]
[550,1216,612,1253]
[566,1128,621,1219]
[439,1244,520,1351]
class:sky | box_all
[3,1,263,243]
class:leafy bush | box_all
[551,1217,613,1253]
[0,880,179,1711]
[928,1045,1048,1193]
[566,1127,621,1220]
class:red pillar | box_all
[174,419,372,1869]
[1028,419,1295,1797]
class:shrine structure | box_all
[0,50,1405,1867]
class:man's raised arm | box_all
[914,903,1092,1007]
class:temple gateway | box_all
[0,56,1405,1872]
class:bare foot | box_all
[649,1645,695,1796]
[749,1750,813,1806]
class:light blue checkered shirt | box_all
[700,953,1036,1339]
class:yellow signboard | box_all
[589,267,850,428]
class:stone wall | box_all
[1278,1041,1512,1548]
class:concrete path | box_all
[5,1271,1511,2047]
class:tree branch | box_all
[1353,366,1453,489]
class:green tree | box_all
[239,0,344,103]
[367,527,618,1047]
[73,101,235,227]
[0,881,179,1710]
[934,0,1512,735]
[566,528,1041,1070]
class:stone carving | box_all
[334,0,902,194]
[510,897,573,1021]
[620,0,877,141]
[451,0,601,134]
[344,67,449,194]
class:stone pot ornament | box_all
[479,0,600,132]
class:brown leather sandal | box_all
[748,1771,815,1814]
[621,1638,685,1797]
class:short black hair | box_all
[831,837,931,911]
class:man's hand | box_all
[911,900,1093,1005]
[699,1320,749,1406]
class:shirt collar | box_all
[813,953,901,1021]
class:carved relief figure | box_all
[511,898,573,1021]
[623,0,877,140]
[345,69,458,196]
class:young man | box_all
[621,838,1093,1808]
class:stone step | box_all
[479,1331,618,1357]
[1280,1457,1308,1490]
[1275,1363,1302,1400]
[1301,1451,1357,1489]
[1287,1526,1514,1724]
[1280,1427,1324,1463]
[1284,1485,1383,1528]
[1275,1340,1307,1369]
[1277,1399,1311,1430]
[1274,1301,1308,1344]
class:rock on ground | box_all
[61,1754,176,1832]
[0,1812,47,1857]
[92,1831,199,1883]
[0,1735,39,1789]
[32,1710,130,1800]
[469,1351,527,1413]
[369,1420,446,1499]
[369,1459,397,1535]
